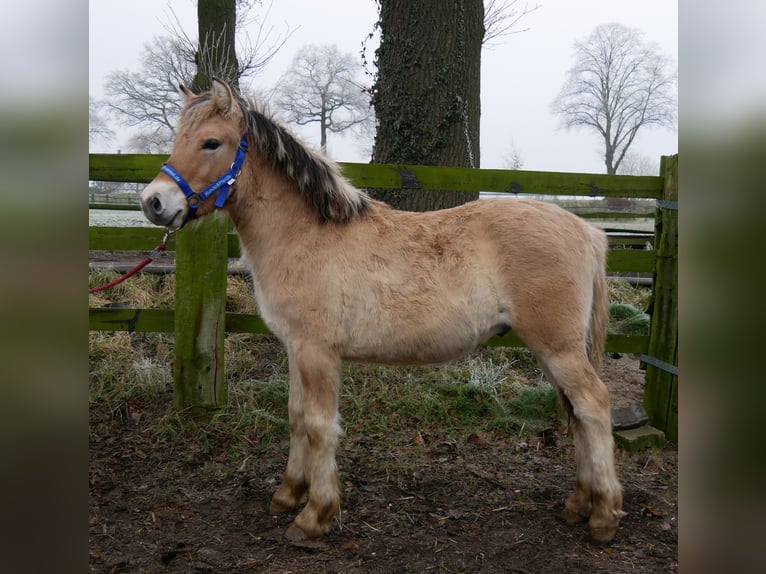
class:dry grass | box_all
[607,277,652,310]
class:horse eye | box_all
[202,139,221,150]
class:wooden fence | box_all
[89,154,678,439]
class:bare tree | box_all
[89,97,114,144]
[123,129,176,154]
[99,2,290,153]
[483,0,540,47]
[502,140,525,169]
[101,36,195,152]
[164,0,292,86]
[274,44,372,151]
[616,150,659,176]
[552,23,677,174]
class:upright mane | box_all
[246,106,372,223]
[181,90,371,224]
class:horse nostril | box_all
[150,196,163,215]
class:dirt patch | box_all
[89,352,676,573]
[601,353,648,410]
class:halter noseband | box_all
[160,134,248,228]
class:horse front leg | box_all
[270,359,310,514]
[283,346,342,541]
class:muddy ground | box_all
[89,354,677,573]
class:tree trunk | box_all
[175,0,239,416]
[320,107,328,150]
[605,145,616,175]
[193,0,239,90]
[371,0,484,211]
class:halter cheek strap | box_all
[160,134,248,227]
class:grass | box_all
[608,300,651,336]
[489,384,561,434]
[607,277,651,310]
[89,331,174,417]
[89,269,177,309]
[89,273,650,452]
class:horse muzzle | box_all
[140,180,189,230]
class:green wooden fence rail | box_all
[89,154,677,438]
[89,226,656,273]
[88,153,664,197]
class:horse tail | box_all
[587,227,609,373]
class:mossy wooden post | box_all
[174,212,229,415]
[173,0,238,415]
[644,154,678,441]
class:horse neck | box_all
[226,156,318,263]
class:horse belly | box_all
[341,306,508,365]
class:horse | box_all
[140,78,625,543]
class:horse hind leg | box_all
[549,382,592,525]
[270,360,310,514]
[539,351,625,543]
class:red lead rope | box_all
[88,231,173,294]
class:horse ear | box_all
[210,77,241,119]
[179,84,196,107]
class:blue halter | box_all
[160,134,248,227]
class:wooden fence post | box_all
[643,154,678,441]
[173,211,229,416]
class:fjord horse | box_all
[140,78,624,543]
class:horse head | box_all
[140,78,248,230]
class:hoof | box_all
[561,506,589,525]
[270,479,308,515]
[285,522,323,542]
[270,490,307,514]
[589,524,619,544]
[269,499,293,514]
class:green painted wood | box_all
[606,249,655,273]
[89,309,267,334]
[89,308,175,332]
[227,233,241,257]
[89,203,142,211]
[484,331,647,354]
[89,154,168,183]
[89,226,241,256]
[89,226,177,251]
[604,334,650,354]
[607,236,653,246]
[577,212,654,219]
[90,308,648,355]
[643,155,678,441]
[224,312,271,334]
[90,154,663,198]
[173,212,229,415]
[90,226,649,270]
[339,162,663,198]
[484,330,525,347]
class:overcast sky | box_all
[89,0,678,174]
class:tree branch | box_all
[550,23,677,173]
